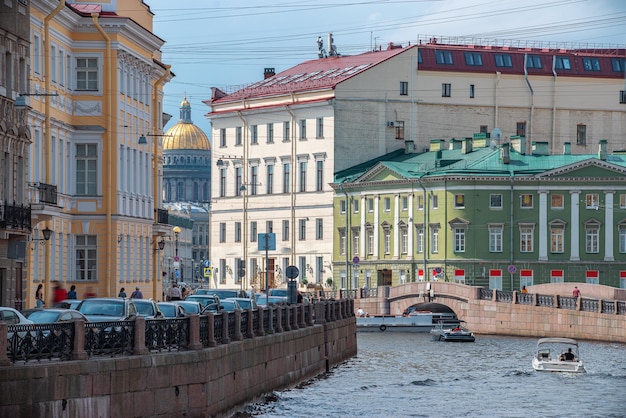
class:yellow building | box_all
[25,1,172,306]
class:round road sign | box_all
[285,265,299,279]
[508,265,517,274]
[352,256,360,265]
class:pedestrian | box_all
[52,281,67,305]
[572,286,581,298]
[130,286,143,299]
[118,287,127,298]
[35,283,44,308]
[297,290,303,304]
[181,287,189,299]
[67,285,77,299]
[167,283,182,301]
[521,286,528,293]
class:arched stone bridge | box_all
[355,281,626,343]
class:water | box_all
[241,333,626,418]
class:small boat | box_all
[356,311,458,333]
[532,337,585,373]
[430,320,475,342]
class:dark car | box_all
[157,302,187,318]
[176,301,203,315]
[132,299,164,319]
[185,294,220,309]
[194,289,247,299]
[223,297,258,310]
[22,308,88,323]
[268,288,289,297]
[53,299,82,310]
[76,298,138,322]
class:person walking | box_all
[67,285,77,299]
[52,281,68,305]
[572,286,581,298]
[35,284,44,308]
[167,283,182,301]
[118,287,127,298]
[130,287,143,299]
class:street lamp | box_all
[33,226,53,242]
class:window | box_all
[339,228,346,255]
[469,84,475,98]
[401,226,408,254]
[464,52,483,66]
[76,235,97,280]
[267,123,274,143]
[283,163,290,193]
[352,228,360,255]
[316,160,324,191]
[621,194,626,208]
[431,226,439,253]
[366,227,374,255]
[76,144,97,196]
[219,168,226,197]
[526,55,542,69]
[585,193,599,209]
[582,57,601,71]
[266,164,274,194]
[431,194,438,209]
[383,229,391,254]
[417,49,422,64]
[401,196,408,211]
[400,81,408,95]
[454,194,465,208]
[619,227,626,253]
[585,223,599,253]
[368,198,374,212]
[299,119,307,139]
[417,195,424,210]
[50,45,57,82]
[384,197,391,212]
[59,51,65,86]
[434,50,453,64]
[576,124,586,145]
[299,161,307,192]
[550,224,564,253]
[340,199,346,213]
[554,56,571,70]
[490,194,502,209]
[489,225,503,252]
[520,194,533,208]
[235,127,242,145]
[282,220,289,241]
[219,223,226,242]
[316,218,323,240]
[611,58,625,72]
[316,118,324,138]
[416,226,424,253]
[353,199,359,213]
[551,194,564,209]
[299,219,306,240]
[480,125,488,134]
[251,125,258,144]
[395,121,405,140]
[250,165,258,195]
[76,58,98,91]
[454,228,465,252]
[250,221,257,242]
[620,91,626,104]
[33,34,41,74]
[266,221,273,233]
[283,121,290,141]
[494,53,513,68]
[220,128,226,147]
[520,225,534,253]
[442,83,451,97]
[234,222,242,242]
[235,167,243,196]
[516,121,526,137]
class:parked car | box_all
[268,288,289,297]
[255,294,288,306]
[157,302,187,318]
[76,298,138,322]
[54,299,82,310]
[218,299,242,313]
[22,308,88,324]
[0,307,34,338]
[194,289,247,299]
[132,299,164,319]
[223,297,258,310]
[176,300,203,315]
[185,294,220,309]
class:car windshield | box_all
[24,310,60,323]
[196,290,239,299]
[177,302,201,314]
[79,300,124,316]
[135,302,155,316]
[235,299,254,309]
[185,295,217,307]
[269,289,289,297]
[158,304,177,317]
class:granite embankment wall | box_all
[357,282,626,343]
[0,311,356,417]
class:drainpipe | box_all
[237,111,247,291]
[91,13,114,296]
[551,56,557,154]
[285,105,296,267]
[42,0,64,301]
[523,54,535,154]
[510,171,515,290]
[494,71,501,130]
[417,175,427,281]
[151,65,171,300]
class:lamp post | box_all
[173,226,181,285]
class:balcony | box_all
[35,183,58,205]
[153,208,170,236]
[29,183,64,225]
[0,201,31,232]
[157,208,169,224]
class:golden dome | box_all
[162,97,210,151]
[163,123,210,150]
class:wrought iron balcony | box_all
[34,183,58,205]
[157,208,169,225]
[0,201,31,231]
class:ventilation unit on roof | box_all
[387,121,395,127]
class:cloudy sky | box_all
[146,0,626,135]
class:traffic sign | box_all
[238,268,246,278]
[203,260,210,268]
[352,256,360,265]
[508,265,517,274]
[203,267,212,278]
[173,261,180,269]
[285,265,299,279]
[258,233,276,251]
[174,256,180,262]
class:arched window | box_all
[193,182,199,201]
[177,182,184,200]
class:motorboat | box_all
[356,311,458,333]
[532,337,585,373]
[430,320,475,342]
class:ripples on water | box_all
[241,333,626,418]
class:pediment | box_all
[354,163,407,183]
[448,217,470,227]
[536,158,626,179]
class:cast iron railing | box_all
[0,201,31,230]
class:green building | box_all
[332,136,626,291]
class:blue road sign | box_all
[203,260,210,268]
[258,233,276,251]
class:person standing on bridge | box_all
[572,286,581,298]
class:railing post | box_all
[256,308,265,336]
[233,310,243,341]
[274,305,283,333]
[133,316,148,355]
[206,313,216,347]
[0,322,9,366]
[283,305,291,331]
[266,307,275,334]
[491,289,497,302]
[71,319,88,360]
[221,311,230,344]
[299,303,306,328]
[246,309,254,338]
[187,315,202,350]
[314,301,327,325]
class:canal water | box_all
[240,332,626,417]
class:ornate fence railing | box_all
[3,300,353,364]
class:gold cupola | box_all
[163,97,210,150]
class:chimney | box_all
[510,136,526,155]
[429,139,445,152]
[500,142,510,164]
[449,138,462,150]
[531,141,549,156]
[404,140,415,154]
[264,68,275,79]
[563,142,571,155]
[598,139,607,160]
[462,138,473,154]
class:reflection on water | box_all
[240,333,626,418]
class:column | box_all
[408,193,414,257]
[604,191,615,261]
[360,196,366,257]
[373,194,380,257]
[393,194,400,258]
[538,191,548,261]
[570,191,580,261]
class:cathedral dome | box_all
[162,97,210,151]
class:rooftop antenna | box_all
[317,36,326,58]
[328,33,338,57]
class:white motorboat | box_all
[532,337,585,373]
[430,320,475,342]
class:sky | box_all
[146,0,626,138]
